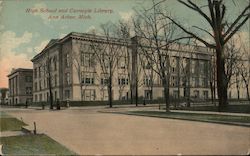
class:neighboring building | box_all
[8,68,33,105]
[31,32,212,103]
[0,88,9,104]
[131,36,212,101]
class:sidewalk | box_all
[0,131,25,137]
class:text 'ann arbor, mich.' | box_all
[25,8,114,20]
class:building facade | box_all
[8,68,33,105]
[31,32,214,103]
[0,88,9,104]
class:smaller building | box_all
[8,68,33,105]
[0,88,9,104]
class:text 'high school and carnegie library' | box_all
[25,8,113,14]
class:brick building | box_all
[8,68,33,105]
[31,32,214,103]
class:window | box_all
[118,78,129,85]
[194,90,199,98]
[81,52,95,67]
[144,61,151,69]
[101,78,109,85]
[203,91,208,99]
[53,56,57,70]
[173,90,178,99]
[81,72,95,85]
[34,68,37,78]
[39,93,43,102]
[144,90,152,100]
[83,89,96,101]
[195,77,199,87]
[35,94,38,102]
[39,81,42,90]
[26,87,32,95]
[119,56,127,69]
[25,76,32,82]
[66,53,70,67]
[54,74,57,87]
[65,90,70,99]
[66,73,70,85]
[38,66,41,78]
[35,82,37,91]
[144,76,152,86]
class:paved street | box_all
[2,106,250,155]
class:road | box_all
[3,107,250,155]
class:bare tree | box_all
[158,0,249,111]
[238,44,250,102]
[133,2,184,111]
[224,38,242,99]
[89,22,124,107]
[117,21,134,104]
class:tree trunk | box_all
[216,48,228,111]
[108,76,113,108]
[162,76,170,112]
[236,75,240,100]
[135,81,138,106]
[48,77,53,109]
[210,81,214,104]
[246,83,250,103]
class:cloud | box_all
[119,11,134,22]
[86,25,101,35]
[0,31,33,87]
[32,3,53,27]
[0,1,3,12]
[59,33,67,39]
[0,31,32,59]
[34,40,49,53]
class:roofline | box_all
[31,32,211,62]
[31,32,132,62]
[7,68,33,77]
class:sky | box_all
[0,0,249,88]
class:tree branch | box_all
[165,15,215,48]
[223,4,250,39]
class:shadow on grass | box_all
[0,134,76,155]
[125,111,250,127]
[0,111,27,131]
[173,104,250,113]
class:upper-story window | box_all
[26,87,32,95]
[54,74,57,87]
[118,56,127,69]
[144,76,152,86]
[81,72,95,85]
[81,51,95,67]
[25,76,32,82]
[34,68,37,78]
[66,72,70,85]
[66,53,70,67]
[38,66,41,78]
[53,56,57,71]
[118,78,129,85]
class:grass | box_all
[173,104,250,113]
[0,111,27,131]
[126,111,250,125]
[0,134,76,155]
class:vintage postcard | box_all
[0,0,249,155]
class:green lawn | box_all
[173,104,250,113]
[0,134,76,155]
[126,111,250,125]
[0,111,27,131]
